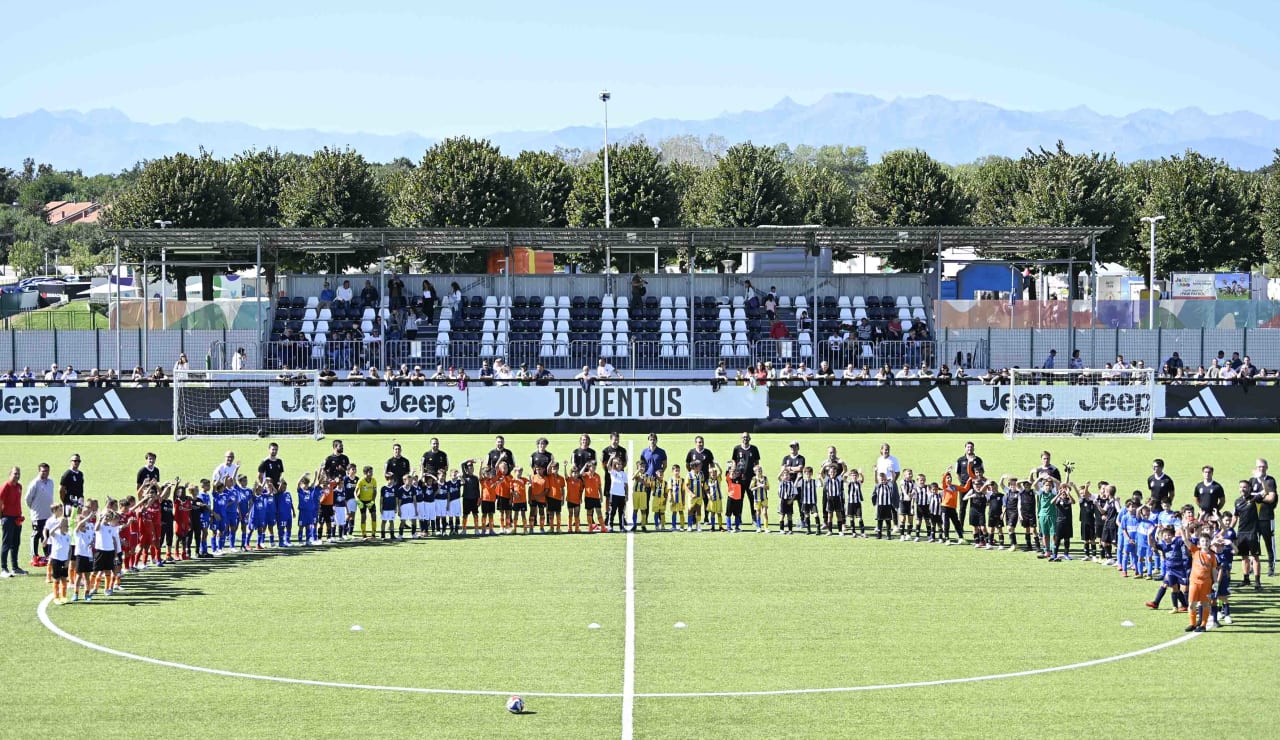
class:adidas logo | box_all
[907,387,955,418]
[781,388,829,419]
[82,390,131,420]
[1176,387,1224,418]
[209,389,257,419]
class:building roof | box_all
[45,201,103,226]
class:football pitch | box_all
[2,432,1278,739]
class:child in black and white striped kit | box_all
[845,469,866,537]
[777,470,797,534]
[822,466,845,536]
[798,467,819,535]
[872,472,897,539]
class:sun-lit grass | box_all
[1,432,1279,739]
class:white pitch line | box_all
[38,593,1199,700]
[35,594,614,699]
[621,530,636,740]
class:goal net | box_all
[1004,368,1156,440]
[173,369,323,441]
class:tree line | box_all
[4,138,1280,286]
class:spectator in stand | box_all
[365,366,383,386]
[574,365,594,390]
[174,353,191,372]
[1207,358,1222,379]
[596,357,619,383]
[1229,351,1243,371]
[936,364,953,384]
[885,317,903,343]
[0,370,13,388]
[456,368,469,390]
[131,366,148,386]
[82,369,99,387]
[896,363,915,385]
[421,280,437,322]
[711,361,729,391]
[447,282,463,311]
[763,289,777,321]
[335,279,354,303]
[388,274,405,310]
[1219,363,1238,382]
[403,311,419,340]
[495,359,514,386]
[515,363,532,386]
[319,281,336,303]
[347,365,364,383]
[44,363,63,386]
[1069,349,1084,371]
[150,367,170,387]
[1165,351,1184,375]
[1239,356,1259,384]
[797,309,810,334]
[360,280,379,307]
[534,363,554,386]
[479,360,494,386]
[918,363,935,383]
[232,347,248,371]
[770,320,789,340]
[631,274,647,305]
[794,362,814,385]
[62,366,78,384]
[815,361,836,386]
[18,367,34,387]
[1043,349,1057,369]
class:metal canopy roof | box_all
[106,226,1109,259]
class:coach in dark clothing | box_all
[686,437,715,481]
[422,437,449,478]
[1147,459,1175,507]
[956,442,984,521]
[487,436,515,473]
[731,433,762,522]
[601,433,627,471]
[571,434,597,474]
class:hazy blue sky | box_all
[5,0,1277,135]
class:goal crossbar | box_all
[173,369,323,441]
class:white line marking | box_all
[621,530,636,740]
[36,594,614,699]
[38,593,1199,700]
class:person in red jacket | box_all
[1,466,26,576]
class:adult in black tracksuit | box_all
[955,441,984,523]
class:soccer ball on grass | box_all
[506,695,525,714]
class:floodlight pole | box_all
[155,220,171,328]
[1140,215,1165,330]
[600,90,612,231]
[114,240,122,373]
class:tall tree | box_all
[788,163,854,227]
[960,156,1026,227]
[685,142,795,227]
[514,150,574,228]
[228,148,291,227]
[566,140,679,228]
[392,137,532,228]
[102,150,238,229]
[17,170,77,215]
[856,149,969,271]
[1261,150,1280,268]
[1130,150,1261,273]
[1012,142,1134,295]
[657,134,728,168]
[279,147,385,228]
[7,240,43,277]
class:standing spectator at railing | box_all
[387,274,405,311]
[131,366,148,386]
[150,367,171,387]
[421,280,437,322]
[1043,349,1057,369]
[936,364,953,385]
[840,364,857,386]
[596,357,620,384]
[335,279,353,303]
[895,363,915,386]
[495,359,514,386]
[360,280,379,308]
[1068,349,1084,371]
[1229,351,1243,371]
[232,347,247,371]
[1239,356,1260,385]
[918,363,935,384]
[430,365,448,385]
[534,363,553,386]
[174,353,190,373]
[61,366,78,385]
[1207,358,1222,380]
[574,366,594,391]
[1,370,15,388]
[479,360,494,386]
[815,361,835,386]
[794,362,814,385]
[1165,351,1184,375]
[711,361,729,391]
[44,363,63,386]
[18,367,35,387]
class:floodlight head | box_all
[599,90,611,103]
[652,216,661,228]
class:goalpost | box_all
[173,369,324,441]
[1004,368,1156,440]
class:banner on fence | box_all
[0,387,70,420]
[468,385,765,420]
[965,384,1165,419]
[269,385,466,420]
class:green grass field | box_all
[2,432,1279,739]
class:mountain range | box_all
[3,93,1278,175]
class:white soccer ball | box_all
[506,695,525,714]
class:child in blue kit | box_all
[1119,501,1141,576]
[275,481,295,546]
[1211,513,1236,626]
[238,476,254,550]
[296,478,318,545]
[211,484,230,555]
[1135,506,1156,578]
[1147,525,1189,612]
